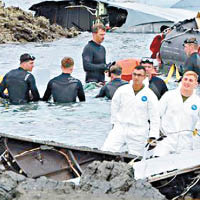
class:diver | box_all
[42,57,85,103]
[0,53,40,104]
[183,37,200,83]
[82,23,109,84]
[96,64,128,99]
[140,57,168,99]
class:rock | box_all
[0,1,80,43]
[80,161,166,200]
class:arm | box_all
[0,75,8,99]
[148,93,160,139]
[77,81,85,102]
[110,88,121,124]
[95,86,106,98]
[42,81,52,101]
[82,45,107,72]
[27,74,40,101]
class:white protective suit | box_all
[154,88,200,157]
[102,84,160,156]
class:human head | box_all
[181,71,198,92]
[61,57,74,73]
[132,65,146,86]
[109,64,122,79]
[20,53,35,72]
[92,23,106,45]
[140,57,155,78]
[183,37,199,56]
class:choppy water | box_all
[0,32,157,148]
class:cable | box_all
[65,5,96,16]
[155,174,178,189]
[172,174,200,200]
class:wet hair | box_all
[91,23,106,33]
[110,65,122,75]
[183,71,198,81]
[61,57,74,68]
[160,25,169,33]
[134,65,146,74]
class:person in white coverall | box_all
[102,66,160,156]
[154,71,200,157]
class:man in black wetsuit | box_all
[141,58,168,99]
[183,37,200,83]
[0,53,40,104]
[42,57,85,103]
[82,23,108,83]
[96,64,128,99]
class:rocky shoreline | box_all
[0,160,165,200]
[0,0,80,44]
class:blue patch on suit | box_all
[191,104,197,110]
[141,96,147,102]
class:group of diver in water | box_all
[0,23,200,158]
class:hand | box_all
[105,61,116,71]
[145,137,157,151]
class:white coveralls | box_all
[102,84,160,156]
[154,88,200,157]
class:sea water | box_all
[0,31,158,148]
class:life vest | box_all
[0,75,8,94]
[116,58,141,82]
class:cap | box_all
[183,37,198,45]
[61,57,74,68]
[20,53,35,63]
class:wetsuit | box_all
[82,40,107,83]
[0,67,40,104]
[42,73,85,103]
[96,78,128,99]
[183,52,200,83]
[149,76,168,100]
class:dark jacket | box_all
[0,67,40,104]
[149,76,168,100]
[183,52,200,82]
[42,73,85,103]
[82,40,107,83]
[96,78,128,99]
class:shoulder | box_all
[151,76,166,84]
[69,76,83,84]
[114,83,131,94]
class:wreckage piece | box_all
[29,0,196,33]
[0,133,136,181]
[160,17,200,70]
[133,150,200,199]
